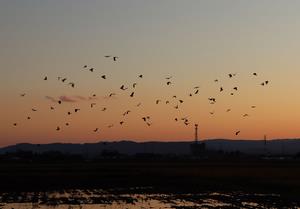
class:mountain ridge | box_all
[1,139,300,156]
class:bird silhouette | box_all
[142,117,147,122]
[235,131,240,135]
[56,126,60,131]
[179,100,184,104]
[13,123,17,126]
[101,107,107,111]
[233,87,238,91]
[228,74,233,78]
[32,108,37,112]
[101,75,106,79]
[138,75,143,78]
[133,83,137,88]
[165,76,172,80]
[83,65,87,68]
[214,79,219,82]
[167,81,172,85]
[20,93,26,97]
[104,55,111,58]
[74,108,80,113]
[184,121,190,126]
[226,109,231,112]
[69,82,75,88]
[120,85,128,90]
[181,116,188,121]
[251,106,256,108]
[130,92,135,97]
[123,110,131,116]
[109,93,116,97]
[93,128,99,132]
[120,121,124,125]
[253,73,257,76]
[113,56,118,61]
[156,100,161,104]
[44,76,48,81]
[67,112,71,115]
[166,100,170,104]
[208,98,216,102]
[210,111,214,115]
[89,68,94,72]
[50,106,55,110]
[62,78,67,82]
[58,100,62,104]
[91,103,96,108]
[243,114,249,117]
[194,90,199,94]
[65,123,69,126]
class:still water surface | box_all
[0,189,298,209]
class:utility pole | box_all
[195,124,198,144]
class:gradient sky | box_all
[1,0,300,146]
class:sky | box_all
[1,0,300,146]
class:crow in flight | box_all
[69,82,75,88]
[120,85,128,90]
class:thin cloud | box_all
[59,96,77,103]
[73,95,98,101]
[46,95,96,103]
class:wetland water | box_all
[0,189,299,209]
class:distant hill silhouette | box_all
[0,139,300,157]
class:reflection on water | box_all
[0,189,298,209]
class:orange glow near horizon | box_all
[1,1,300,146]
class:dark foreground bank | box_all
[0,160,299,200]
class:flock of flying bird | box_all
[14,55,270,137]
